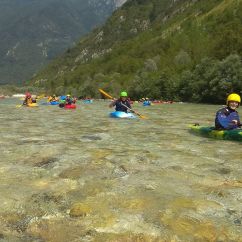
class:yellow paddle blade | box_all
[134,112,148,119]
[16,104,22,108]
[139,114,148,119]
[98,89,114,99]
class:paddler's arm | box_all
[109,99,117,108]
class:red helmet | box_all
[25,92,31,97]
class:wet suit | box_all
[113,99,131,113]
[215,107,241,130]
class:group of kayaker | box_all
[22,92,77,107]
[22,90,241,130]
[110,91,242,130]
[58,94,77,108]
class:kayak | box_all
[50,101,59,105]
[110,111,136,118]
[64,104,76,109]
[83,99,93,104]
[41,101,59,105]
[27,103,38,107]
[189,124,242,142]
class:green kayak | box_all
[189,124,242,142]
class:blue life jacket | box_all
[143,101,151,106]
[215,107,240,130]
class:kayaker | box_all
[49,94,58,102]
[65,94,73,105]
[143,97,151,106]
[23,92,32,105]
[32,95,37,103]
[215,93,241,130]
[109,91,131,113]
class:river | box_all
[0,98,241,241]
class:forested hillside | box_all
[32,0,242,103]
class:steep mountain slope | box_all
[0,0,126,84]
[32,0,242,103]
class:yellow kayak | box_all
[27,103,38,107]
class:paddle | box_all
[98,88,148,119]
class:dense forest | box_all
[31,0,242,104]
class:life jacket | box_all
[114,99,131,113]
[65,97,73,104]
[23,97,32,105]
[27,98,32,105]
[215,107,240,130]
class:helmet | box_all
[227,93,241,105]
[120,91,128,97]
[25,92,31,97]
[66,94,71,97]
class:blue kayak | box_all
[50,101,59,105]
[83,99,93,104]
[41,101,59,105]
[110,111,136,118]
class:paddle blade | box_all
[16,105,22,108]
[136,113,148,119]
[140,115,148,119]
[98,89,113,99]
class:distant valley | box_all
[0,0,127,84]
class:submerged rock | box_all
[0,213,32,233]
[81,135,102,141]
[34,157,58,168]
[69,203,92,217]
[216,167,231,175]
[112,165,128,178]
[59,166,84,180]
[234,218,241,225]
[27,218,87,242]
[90,232,161,241]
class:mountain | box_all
[0,0,127,84]
[32,0,242,103]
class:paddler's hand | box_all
[109,99,116,108]
[231,120,238,125]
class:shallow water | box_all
[0,98,241,241]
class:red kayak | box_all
[64,104,76,109]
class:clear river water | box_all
[0,98,241,242]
